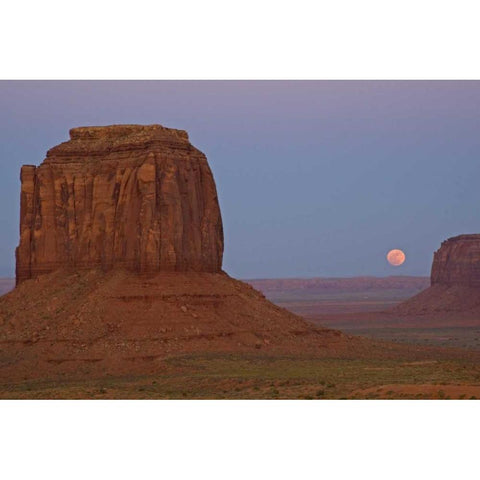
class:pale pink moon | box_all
[387,249,406,266]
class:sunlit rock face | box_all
[431,234,480,287]
[16,125,224,284]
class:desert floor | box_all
[2,281,480,399]
[2,351,480,399]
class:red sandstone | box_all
[16,125,223,284]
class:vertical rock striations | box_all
[16,125,224,284]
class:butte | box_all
[394,234,480,317]
[0,124,349,382]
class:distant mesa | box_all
[395,234,480,315]
[431,234,480,287]
[248,276,429,293]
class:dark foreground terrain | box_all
[2,351,480,399]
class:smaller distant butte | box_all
[431,234,480,287]
[395,234,480,315]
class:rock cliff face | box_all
[16,125,224,284]
[431,234,480,287]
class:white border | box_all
[1,400,479,479]
[2,1,480,479]
[2,0,480,79]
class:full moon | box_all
[387,249,406,266]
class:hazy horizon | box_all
[0,274,430,281]
[1,81,479,278]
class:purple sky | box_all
[1,81,479,279]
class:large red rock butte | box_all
[1,124,347,383]
[16,124,223,284]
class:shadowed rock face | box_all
[431,234,480,287]
[16,125,223,284]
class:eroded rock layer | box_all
[16,125,223,284]
[0,269,349,382]
[431,234,480,287]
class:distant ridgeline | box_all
[247,276,430,294]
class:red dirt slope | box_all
[0,269,351,382]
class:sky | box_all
[0,80,479,279]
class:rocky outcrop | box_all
[394,234,480,316]
[431,234,480,287]
[16,125,224,284]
